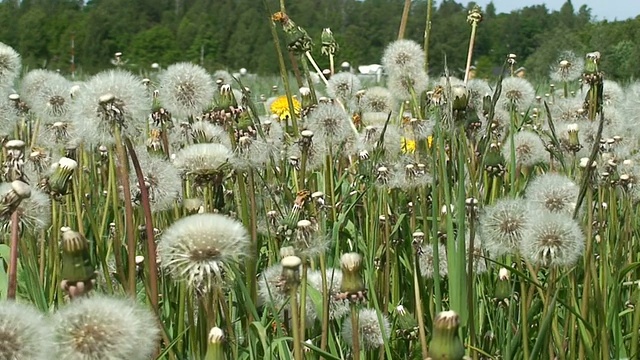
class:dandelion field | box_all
[1,3,640,360]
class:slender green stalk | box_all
[423,0,433,73]
[350,304,361,360]
[6,211,20,300]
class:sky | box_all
[472,0,640,21]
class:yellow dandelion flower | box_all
[427,135,433,148]
[401,137,416,154]
[270,95,301,121]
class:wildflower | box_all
[381,39,425,76]
[326,72,361,104]
[307,269,350,320]
[205,327,225,360]
[341,308,391,350]
[173,143,232,185]
[428,311,466,360]
[72,69,151,146]
[0,42,21,87]
[269,95,301,121]
[60,228,96,298]
[157,213,250,292]
[479,198,529,257]
[401,137,416,154]
[129,149,182,212]
[498,77,535,111]
[304,102,351,145]
[525,173,579,216]
[158,62,214,119]
[494,268,512,300]
[0,300,54,360]
[502,130,547,167]
[520,212,585,267]
[418,243,448,279]
[0,182,51,233]
[550,51,584,83]
[53,295,160,360]
[358,86,394,114]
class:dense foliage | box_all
[1,0,639,79]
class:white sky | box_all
[471,0,640,21]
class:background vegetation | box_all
[1,0,639,79]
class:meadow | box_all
[0,3,639,360]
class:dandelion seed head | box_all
[158,213,250,291]
[550,51,584,83]
[419,243,448,279]
[0,42,21,87]
[520,213,585,267]
[307,269,350,320]
[0,183,51,233]
[129,149,182,213]
[603,80,624,108]
[304,103,351,145]
[381,39,425,76]
[525,173,579,215]
[0,300,53,360]
[502,130,547,167]
[188,120,231,147]
[326,72,361,103]
[173,143,232,183]
[257,264,317,324]
[499,77,535,111]
[479,198,530,257]
[72,69,151,147]
[387,70,429,101]
[158,62,214,119]
[341,308,391,349]
[53,295,160,360]
[358,86,394,114]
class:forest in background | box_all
[0,0,639,80]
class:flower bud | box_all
[428,311,466,360]
[280,255,302,290]
[340,253,365,294]
[49,157,78,196]
[60,228,95,283]
[494,267,512,301]
[205,327,225,360]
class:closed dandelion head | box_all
[257,264,318,325]
[0,42,21,87]
[502,130,547,167]
[129,149,182,212]
[53,295,160,360]
[358,86,394,114]
[0,300,53,360]
[326,72,361,103]
[480,198,530,257]
[381,39,425,76]
[158,62,214,119]
[173,143,232,185]
[157,213,250,292]
[0,182,51,233]
[499,77,535,111]
[520,212,585,267]
[418,243,448,279]
[72,69,151,146]
[525,173,578,215]
[341,308,391,350]
[304,102,351,144]
[550,51,584,83]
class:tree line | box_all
[1,0,639,80]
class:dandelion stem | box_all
[350,304,361,360]
[423,0,433,73]
[124,138,159,312]
[290,283,303,360]
[7,210,20,300]
[113,128,137,296]
[413,250,429,360]
[397,0,411,39]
